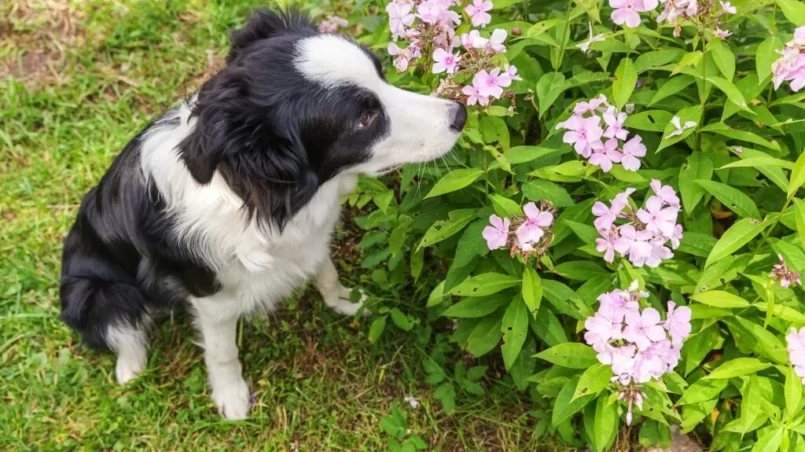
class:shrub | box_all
[331,0,805,449]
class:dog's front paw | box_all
[324,286,370,317]
[211,377,251,420]
[116,354,145,385]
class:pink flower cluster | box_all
[772,254,802,289]
[318,16,349,34]
[584,283,691,424]
[556,95,646,173]
[787,327,805,384]
[608,0,736,38]
[482,201,555,258]
[385,0,520,107]
[772,27,805,93]
[594,181,683,268]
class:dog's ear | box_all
[179,69,248,184]
[227,8,316,63]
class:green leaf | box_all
[454,220,489,269]
[593,395,618,452]
[741,375,764,434]
[523,179,575,207]
[707,75,751,112]
[441,295,509,318]
[704,358,771,380]
[625,110,675,132]
[536,72,566,118]
[504,146,564,165]
[552,376,596,427]
[425,168,483,199]
[417,214,475,250]
[534,343,597,369]
[466,315,503,358]
[573,363,612,400]
[650,76,696,106]
[613,57,637,110]
[426,281,446,308]
[489,194,522,217]
[778,0,805,25]
[700,123,781,151]
[635,49,685,73]
[794,199,805,249]
[677,378,729,405]
[564,220,599,245]
[710,40,735,81]
[730,317,789,364]
[433,382,456,413]
[542,279,592,320]
[735,147,790,193]
[719,157,794,170]
[757,37,783,82]
[501,296,529,371]
[390,308,413,331]
[480,116,510,148]
[753,428,785,452]
[789,150,805,199]
[678,231,717,257]
[695,179,761,218]
[658,105,702,152]
[771,238,805,274]
[673,51,703,75]
[753,302,805,324]
[552,261,609,280]
[522,267,543,317]
[787,365,803,420]
[450,273,521,297]
[705,218,769,268]
[369,316,387,343]
[692,290,750,308]
[575,0,601,22]
[679,153,713,213]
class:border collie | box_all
[59,9,466,419]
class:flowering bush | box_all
[333,0,805,449]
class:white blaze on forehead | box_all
[295,34,382,90]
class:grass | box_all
[0,1,544,449]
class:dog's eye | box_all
[356,110,378,130]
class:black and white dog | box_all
[59,9,466,419]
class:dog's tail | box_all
[59,225,149,350]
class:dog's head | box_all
[180,9,466,228]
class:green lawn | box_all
[0,1,542,449]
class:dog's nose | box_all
[449,102,467,132]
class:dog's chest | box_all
[214,186,347,313]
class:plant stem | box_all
[696,29,708,152]
[555,0,574,72]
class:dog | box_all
[58,9,466,419]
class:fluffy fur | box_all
[59,9,466,419]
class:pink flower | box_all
[561,115,604,158]
[465,0,493,27]
[585,305,624,349]
[589,138,624,172]
[772,254,802,288]
[388,43,411,72]
[624,308,666,350]
[592,201,622,232]
[621,135,646,171]
[461,30,486,49]
[319,16,349,33]
[596,230,618,263]
[473,70,504,99]
[462,84,489,106]
[615,224,653,264]
[610,0,644,28]
[387,1,416,40]
[504,64,522,81]
[670,224,683,249]
[787,327,805,383]
[487,29,508,53]
[720,1,736,14]
[649,179,680,208]
[637,196,679,238]
[482,215,510,250]
[715,28,731,39]
[516,203,554,251]
[603,108,629,140]
[418,0,461,26]
[664,301,692,346]
[644,240,673,268]
[432,48,460,75]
